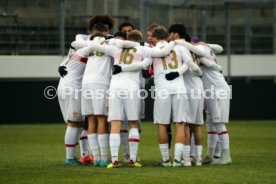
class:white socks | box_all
[79,129,89,158]
[98,134,109,162]
[174,143,184,162]
[109,133,120,163]
[195,145,203,160]
[88,134,100,161]
[159,143,170,162]
[183,145,191,162]
[215,123,230,158]
[65,126,79,159]
[207,123,218,157]
[128,128,139,162]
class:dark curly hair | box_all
[88,15,115,32]
[168,23,191,42]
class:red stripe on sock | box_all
[208,131,217,134]
[128,138,139,142]
[80,136,87,140]
[65,144,76,147]
[120,130,128,133]
[218,131,228,135]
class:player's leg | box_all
[125,91,141,167]
[80,84,94,164]
[214,140,221,159]
[92,85,110,167]
[183,123,191,166]
[97,115,110,167]
[202,122,218,164]
[64,121,82,166]
[58,86,78,165]
[211,92,231,165]
[154,95,171,167]
[172,122,185,167]
[87,115,100,166]
[78,119,93,165]
[191,124,203,166]
[108,120,121,168]
[63,89,83,166]
[107,94,124,168]
[174,94,191,166]
[211,123,232,165]
[120,118,129,163]
[158,124,170,166]
[128,120,141,167]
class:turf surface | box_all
[0,121,276,184]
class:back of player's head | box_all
[168,23,191,42]
[191,36,200,43]
[88,15,115,32]
[152,26,169,41]
[119,22,135,32]
[92,23,108,33]
[114,31,127,40]
[127,30,143,43]
[168,24,187,39]
[147,23,159,32]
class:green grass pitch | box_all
[0,121,276,184]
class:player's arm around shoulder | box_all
[150,41,176,57]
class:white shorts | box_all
[154,93,188,125]
[81,83,109,116]
[186,93,204,125]
[205,93,230,123]
[108,90,140,121]
[57,85,84,123]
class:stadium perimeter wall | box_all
[0,55,276,123]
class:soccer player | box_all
[119,22,135,33]
[57,41,92,166]
[83,30,176,168]
[80,23,112,167]
[145,24,174,162]
[146,23,159,46]
[112,30,130,163]
[150,26,202,167]
[76,14,115,42]
[192,38,232,165]
[168,23,204,166]
[73,15,115,165]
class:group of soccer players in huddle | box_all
[57,14,232,168]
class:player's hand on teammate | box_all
[112,65,122,75]
[58,66,68,77]
[165,72,179,80]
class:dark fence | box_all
[0,78,276,124]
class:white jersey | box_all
[82,43,113,86]
[105,45,152,91]
[59,47,88,88]
[153,41,190,94]
[199,45,229,90]
[183,52,204,94]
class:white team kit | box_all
[153,41,191,124]
[57,48,88,123]
[103,44,153,121]
[81,40,113,116]
[184,52,204,125]
[199,45,231,123]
